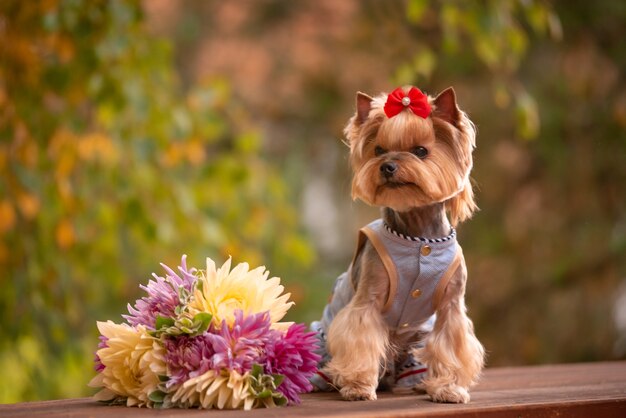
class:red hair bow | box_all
[384,87,431,119]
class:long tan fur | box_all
[414,252,485,403]
[324,243,391,400]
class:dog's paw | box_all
[428,384,470,404]
[340,385,377,401]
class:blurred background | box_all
[1,0,625,402]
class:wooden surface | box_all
[1,361,625,417]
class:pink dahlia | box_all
[262,323,320,403]
[124,255,197,329]
[206,310,275,374]
[163,333,215,389]
[163,310,276,389]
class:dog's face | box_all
[345,86,477,224]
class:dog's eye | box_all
[374,146,386,156]
[412,146,428,159]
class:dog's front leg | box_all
[415,259,485,403]
[324,243,389,401]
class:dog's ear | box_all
[433,87,461,128]
[356,92,373,124]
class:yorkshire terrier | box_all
[311,86,485,403]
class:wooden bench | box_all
[1,361,625,417]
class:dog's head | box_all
[345,86,477,225]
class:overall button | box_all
[421,244,432,256]
[411,288,422,298]
[401,322,409,328]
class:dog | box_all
[310,86,485,403]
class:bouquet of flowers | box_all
[89,255,320,410]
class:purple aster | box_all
[163,334,215,389]
[94,335,108,372]
[262,323,320,404]
[123,254,197,329]
[206,310,275,374]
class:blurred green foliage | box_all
[0,0,313,402]
[398,0,561,139]
[2,0,625,404]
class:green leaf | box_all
[148,390,166,403]
[192,312,212,333]
[251,363,263,378]
[155,316,175,330]
[272,374,284,388]
[257,389,272,399]
[274,394,288,406]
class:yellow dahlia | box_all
[89,321,165,407]
[188,257,293,329]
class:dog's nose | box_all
[380,162,398,177]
